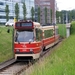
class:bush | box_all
[58,24,66,38]
[70,21,75,34]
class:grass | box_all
[0,26,13,63]
[30,36,75,75]
[30,23,75,75]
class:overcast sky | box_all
[56,0,75,11]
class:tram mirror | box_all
[29,39,33,43]
[36,29,38,32]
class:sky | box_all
[56,0,75,11]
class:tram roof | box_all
[40,25,58,30]
[33,22,41,28]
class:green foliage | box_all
[56,11,62,24]
[37,7,40,23]
[31,34,75,75]
[0,27,13,63]
[31,7,35,21]
[58,24,66,38]
[70,10,75,21]
[56,11,64,24]
[68,11,72,22]
[5,5,9,21]
[56,11,59,19]
[15,3,19,21]
[45,7,47,24]
[23,3,27,20]
[70,21,75,34]
[57,10,75,24]
[50,9,52,23]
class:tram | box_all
[13,20,59,60]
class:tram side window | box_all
[36,29,42,41]
[44,29,53,38]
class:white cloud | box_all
[56,0,75,11]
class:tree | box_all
[23,3,27,20]
[5,5,9,22]
[37,7,40,23]
[56,10,61,23]
[45,7,47,24]
[59,11,62,23]
[15,3,19,21]
[68,11,72,22]
[31,7,35,21]
[50,9,52,24]
[71,10,75,20]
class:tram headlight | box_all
[16,49,20,52]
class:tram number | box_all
[22,49,27,52]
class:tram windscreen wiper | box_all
[15,33,20,44]
[29,39,33,44]
[17,39,20,44]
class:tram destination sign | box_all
[15,22,33,30]
[16,22,32,27]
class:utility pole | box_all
[66,12,68,24]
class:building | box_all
[0,0,23,24]
[21,0,34,19]
[0,0,34,24]
[50,0,56,24]
[35,0,56,25]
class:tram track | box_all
[0,49,51,75]
[0,58,16,71]
[0,60,29,75]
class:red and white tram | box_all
[13,20,59,60]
